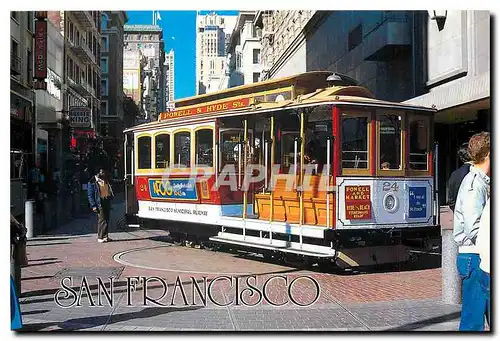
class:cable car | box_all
[123,71,440,269]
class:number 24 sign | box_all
[382,182,399,192]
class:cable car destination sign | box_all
[158,98,251,121]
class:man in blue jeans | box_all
[453,132,490,331]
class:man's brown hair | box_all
[468,132,490,163]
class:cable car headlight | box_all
[383,193,399,213]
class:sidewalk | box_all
[18,198,462,331]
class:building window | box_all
[155,133,170,169]
[27,50,32,81]
[348,24,362,51]
[100,101,108,116]
[69,22,74,42]
[253,49,261,64]
[101,57,108,73]
[174,131,191,167]
[101,13,109,31]
[11,39,19,57]
[137,136,152,169]
[11,11,18,22]
[27,12,33,32]
[101,36,109,52]
[195,129,213,167]
[101,79,108,96]
[253,73,260,83]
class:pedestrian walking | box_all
[446,142,473,212]
[476,198,490,328]
[453,132,490,331]
[88,168,115,243]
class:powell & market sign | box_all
[158,98,251,121]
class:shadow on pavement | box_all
[27,257,60,261]
[22,275,55,281]
[66,306,204,331]
[20,306,203,331]
[24,261,62,267]
[27,242,72,247]
[384,311,461,331]
[22,309,50,316]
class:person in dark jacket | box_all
[88,168,115,243]
[447,142,473,211]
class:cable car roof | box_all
[125,75,436,133]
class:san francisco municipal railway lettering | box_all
[148,206,208,216]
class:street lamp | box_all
[428,10,447,31]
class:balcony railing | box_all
[11,53,21,75]
[68,37,96,65]
[67,76,91,97]
[71,11,95,30]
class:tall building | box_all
[10,11,36,217]
[100,11,127,176]
[254,10,315,81]
[254,10,490,205]
[47,11,102,158]
[123,49,145,108]
[225,11,263,89]
[163,49,175,110]
[195,11,237,94]
[100,11,127,140]
[11,11,35,159]
[124,25,165,121]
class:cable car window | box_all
[174,131,191,167]
[195,129,213,167]
[137,136,152,169]
[220,130,242,167]
[379,114,402,170]
[281,132,299,172]
[266,91,291,102]
[155,133,170,169]
[409,116,429,171]
[341,115,368,169]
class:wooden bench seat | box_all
[254,175,335,226]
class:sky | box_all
[126,11,239,100]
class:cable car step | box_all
[209,232,336,258]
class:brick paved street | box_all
[17,197,462,331]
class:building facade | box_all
[404,10,490,201]
[163,49,175,109]
[47,11,102,161]
[124,25,165,121]
[195,12,237,94]
[255,10,490,204]
[100,11,127,141]
[225,11,263,89]
[254,10,315,81]
[11,11,36,162]
[11,11,36,216]
[123,49,144,108]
